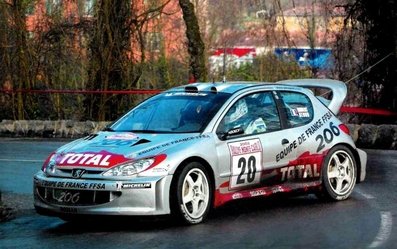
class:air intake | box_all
[210,86,218,93]
[84,134,98,140]
[184,86,198,92]
[131,139,151,147]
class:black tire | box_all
[170,162,213,225]
[317,145,357,201]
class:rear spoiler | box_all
[276,79,347,115]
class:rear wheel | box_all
[171,162,213,225]
[318,145,357,201]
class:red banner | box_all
[0,89,162,95]
[340,106,397,116]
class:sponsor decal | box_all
[229,139,262,156]
[121,183,151,189]
[274,86,300,91]
[280,164,320,181]
[53,190,80,204]
[276,150,327,183]
[291,107,310,118]
[165,92,207,97]
[213,179,322,208]
[232,193,243,199]
[38,179,106,190]
[250,189,267,197]
[291,109,298,116]
[214,185,290,208]
[60,207,78,213]
[228,139,262,189]
[213,151,326,208]
[56,151,130,168]
[89,139,136,146]
[276,110,336,162]
[151,167,169,173]
[228,127,243,135]
[276,140,298,162]
[105,133,139,140]
[137,134,210,156]
[271,186,284,194]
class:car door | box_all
[215,91,297,191]
[276,90,320,182]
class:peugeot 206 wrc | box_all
[34,79,367,224]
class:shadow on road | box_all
[41,193,332,234]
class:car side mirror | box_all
[217,127,244,140]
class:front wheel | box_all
[317,145,357,201]
[171,162,213,225]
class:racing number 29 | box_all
[236,156,256,184]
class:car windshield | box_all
[109,91,231,133]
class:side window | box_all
[217,92,281,137]
[279,91,313,128]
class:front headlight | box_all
[42,153,56,173]
[102,158,155,177]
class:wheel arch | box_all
[169,156,216,206]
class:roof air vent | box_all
[184,86,198,93]
[210,86,218,93]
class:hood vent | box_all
[131,139,151,147]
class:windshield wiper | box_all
[128,130,160,133]
[127,130,179,134]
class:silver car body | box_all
[34,80,367,217]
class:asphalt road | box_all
[0,138,396,249]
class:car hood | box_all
[54,131,204,168]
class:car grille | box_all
[36,187,121,206]
[57,169,104,175]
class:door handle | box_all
[281,139,289,145]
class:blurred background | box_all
[0,0,395,123]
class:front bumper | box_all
[357,148,367,182]
[33,171,173,216]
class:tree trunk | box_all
[86,0,131,121]
[355,0,397,111]
[11,0,31,120]
[178,0,207,82]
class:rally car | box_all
[34,79,367,224]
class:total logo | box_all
[56,151,130,168]
[280,164,320,181]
